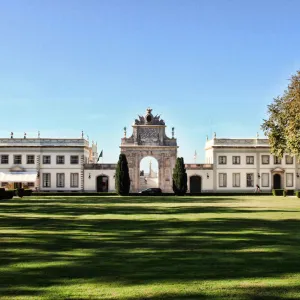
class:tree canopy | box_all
[261,70,300,159]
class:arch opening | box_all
[139,156,159,191]
[190,175,202,194]
[96,175,109,192]
[273,174,281,189]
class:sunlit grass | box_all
[1,195,300,299]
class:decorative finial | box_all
[38,131,40,138]
[172,127,175,139]
[24,132,27,139]
[124,126,127,138]
[87,135,89,141]
[10,132,13,139]
[206,135,208,141]
[256,132,259,139]
[214,132,216,139]
[81,131,84,139]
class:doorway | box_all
[273,174,281,189]
[190,176,202,194]
[96,175,109,192]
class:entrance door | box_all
[96,175,109,192]
[190,176,201,194]
[273,174,281,189]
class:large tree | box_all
[172,157,187,196]
[115,153,131,196]
[262,70,300,159]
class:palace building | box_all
[0,109,297,193]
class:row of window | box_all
[218,155,294,165]
[43,173,79,188]
[0,155,80,165]
[219,173,294,187]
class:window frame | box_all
[285,155,294,165]
[56,173,65,188]
[261,155,270,165]
[261,173,269,187]
[232,156,240,165]
[70,155,79,165]
[246,173,254,187]
[70,173,79,188]
[1,155,9,164]
[26,155,35,164]
[43,155,51,164]
[232,173,240,187]
[218,156,227,165]
[274,156,282,164]
[246,156,254,165]
[286,173,294,187]
[14,155,22,165]
[43,173,51,188]
[219,173,227,187]
[56,156,65,165]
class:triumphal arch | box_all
[120,108,178,192]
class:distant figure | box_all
[255,184,261,193]
[144,177,147,184]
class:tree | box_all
[172,157,187,196]
[115,153,131,195]
[262,70,300,159]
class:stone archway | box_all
[120,108,178,192]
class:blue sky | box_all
[0,0,300,169]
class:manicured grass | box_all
[1,195,300,299]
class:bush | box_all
[272,189,289,196]
[115,153,131,196]
[295,191,300,198]
[172,157,187,196]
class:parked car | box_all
[140,188,162,195]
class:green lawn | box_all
[1,195,300,299]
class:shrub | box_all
[172,157,187,196]
[272,189,289,196]
[295,191,300,198]
[115,153,130,196]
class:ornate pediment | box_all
[10,165,26,172]
[271,167,285,173]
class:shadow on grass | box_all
[0,198,300,299]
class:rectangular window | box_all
[70,155,79,164]
[219,173,227,187]
[70,173,79,187]
[27,182,35,187]
[246,173,254,187]
[218,156,227,165]
[43,173,51,187]
[27,155,35,164]
[274,156,282,164]
[232,156,240,165]
[286,173,294,187]
[232,173,240,187]
[1,182,8,187]
[262,155,270,164]
[43,155,51,164]
[262,173,269,187]
[56,156,65,165]
[14,155,22,164]
[246,156,254,164]
[285,155,294,165]
[56,173,65,188]
[1,155,9,164]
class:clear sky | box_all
[0,0,300,170]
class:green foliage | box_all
[115,153,131,196]
[262,70,300,159]
[172,157,187,196]
[296,191,300,198]
[272,189,288,196]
